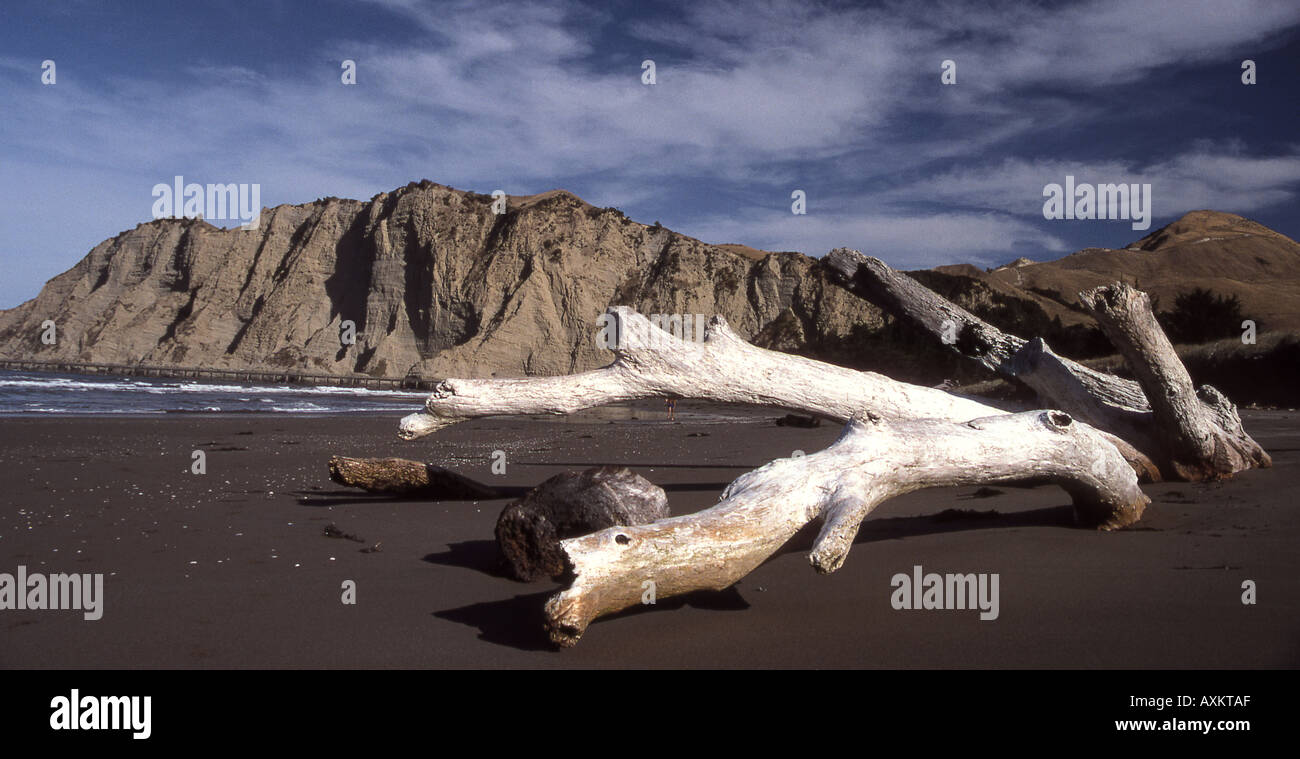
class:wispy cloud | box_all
[888,145,1300,218]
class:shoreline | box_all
[0,360,441,391]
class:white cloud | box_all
[887,146,1300,219]
[897,0,1300,91]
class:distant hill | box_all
[951,210,1300,336]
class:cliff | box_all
[0,181,882,378]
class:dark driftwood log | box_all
[495,467,669,581]
[327,456,501,499]
[822,248,1267,481]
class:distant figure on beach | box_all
[664,397,677,421]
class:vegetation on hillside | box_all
[1156,288,1249,344]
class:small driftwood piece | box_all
[544,410,1148,646]
[822,248,1267,481]
[328,456,500,499]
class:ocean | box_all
[0,370,431,415]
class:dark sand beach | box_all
[1,403,1297,668]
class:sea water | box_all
[0,370,430,415]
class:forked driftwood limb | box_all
[399,306,1004,441]
[822,248,1267,480]
[328,456,501,499]
[544,410,1148,646]
[1078,283,1270,479]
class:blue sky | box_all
[1,0,1298,308]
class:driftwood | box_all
[544,410,1147,646]
[822,248,1268,481]
[496,467,669,581]
[400,305,1154,476]
[388,297,1223,646]
[1078,283,1270,479]
[399,307,1002,441]
[328,456,501,499]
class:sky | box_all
[1,0,1298,308]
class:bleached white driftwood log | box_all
[399,306,1003,440]
[544,410,1148,646]
[400,305,1153,475]
[1078,283,1270,479]
[822,248,1267,480]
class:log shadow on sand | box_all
[423,540,510,578]
[758,503,1085,568]
[292,478,734,508]
[291,487,532,506]
[855,504,1080,543]
[433,587,750,652]
[433,591,558,651]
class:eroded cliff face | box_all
[0,181,883,378]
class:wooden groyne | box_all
[0,358,439,391]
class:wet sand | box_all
[1,403,1297,668]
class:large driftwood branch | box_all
[1078,284,1270,479]
[822,248,1266,481]
[399,306,1003,440]
[544,410,1148,646]
[822,247,1148,405]
[825,248,1032,376]
[398,304,1152,476]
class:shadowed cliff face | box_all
[0,181,883,378]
